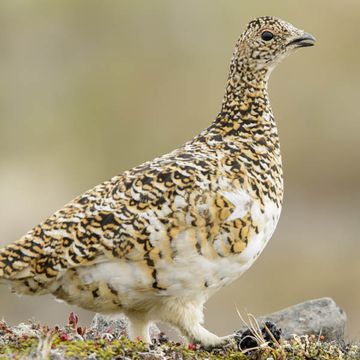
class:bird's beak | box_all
[287,33,316,48]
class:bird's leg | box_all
[126,312,151,343]
[158,297,231,349]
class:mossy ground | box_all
[0,317,359,359]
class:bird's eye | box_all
[261,31,274,41]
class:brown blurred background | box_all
[0,0,359,340]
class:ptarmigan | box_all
[0,17,315,347]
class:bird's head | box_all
[233,16,315,78]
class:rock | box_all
[249,297,347,342]
[89,313,161,340]
[90,313,128,338]
[11,323,42,338]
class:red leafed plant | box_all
[68,312,79,330]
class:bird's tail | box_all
[0,239,53,295]
[0,244,13,281]
[0,238,34,281]
[0,246,6,279]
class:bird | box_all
[0,16,315,348]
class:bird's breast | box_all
[152,188,282,297]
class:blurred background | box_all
[0,0,359,340]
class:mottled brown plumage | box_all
[0,17,315,347]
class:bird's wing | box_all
[0,144,225,286]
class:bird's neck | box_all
[194,63,283,205]
[221,67,271,119]
[200,64,279,150]
[218,61,275,130]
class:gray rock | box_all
[255,297,347,341]
[89,313,161,340]
[90,313,128,338]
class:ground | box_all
[0,313,359,359]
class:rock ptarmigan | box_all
[0,16,315,347]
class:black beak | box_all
[287,33,316,48]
